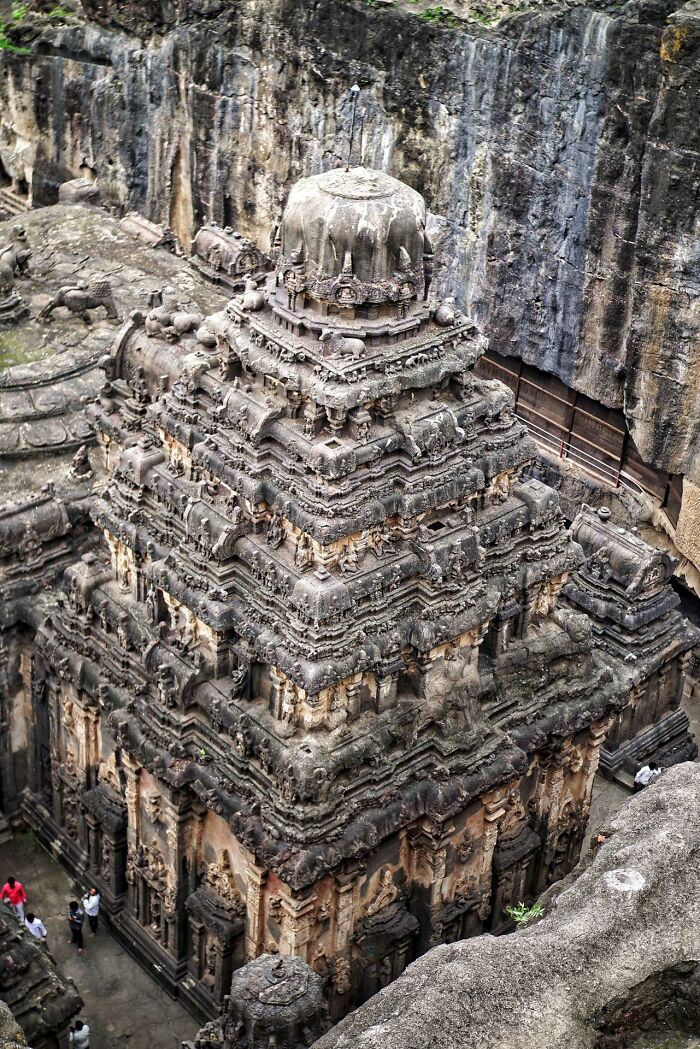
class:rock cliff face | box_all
[0,0,698,480]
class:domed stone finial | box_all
[184,953,329,1049]
[278,167,432,310]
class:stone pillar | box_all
[123,759,141,918]
[407,817,451,949]
[334,869,359,955]
[245,862,268,960]
[163,809,187,959]
[84,811,99,873]
[268,666,285,719]
[581,722,608,823]
[345,681,362,721]
[480,792,507,928]
[277,890,317,961]
[377,671,398,713]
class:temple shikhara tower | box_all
[2,165,695,1030]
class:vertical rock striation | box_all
[0,0,698,478]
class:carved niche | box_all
[205,853,245,915]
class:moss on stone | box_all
[0,328,53,368]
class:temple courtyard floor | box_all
[0,831,198,1049]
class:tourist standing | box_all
[67,900,85,954]
[634,760,662,792]
[68,1019,90,1048]
[0,877,28,921]
[81,888,100,936]
[24,912,48,942]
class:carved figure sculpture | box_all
[70,444,93,480]
[366,870,399,917]
[145,287,203,340]
[230,665,247,698]
[0,225,31,277]
[319,328,365,359]
[238,277,266,312]
[0,258,14,297]
[433,296,461,327]
[0,233,30,325]
[39,278,119,323]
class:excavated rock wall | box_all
[313,761,700,1049]
[0,0,698,483]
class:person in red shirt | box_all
[1,877,28,922]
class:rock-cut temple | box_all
[1,165,696,1032]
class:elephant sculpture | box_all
[39,278,119,323]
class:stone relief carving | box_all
[205,855,245,914]
[366,870,399,917]
[143,792,163,824]
[5,156,692,1033]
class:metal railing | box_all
[521,415,648,498]
[475,352,663,501]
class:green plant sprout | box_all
[0,28,31,53]
[419,5,461,27]
[506,901,544,925]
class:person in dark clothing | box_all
[67,900,84,954]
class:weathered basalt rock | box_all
[0,1000,27,1049]
[564,505,700,781]
[184,954,330,1049]
[0,157,697,1035]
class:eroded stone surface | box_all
[0,1000,27,1049]
[1,165,631,1026]
[564,506,699,781]
[0,903,81,1047]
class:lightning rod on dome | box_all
[345,84,361,172]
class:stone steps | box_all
[614,769,635,792]
[0,187,30,216]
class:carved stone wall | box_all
[564,506,699,781]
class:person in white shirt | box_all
[634,761,661,791]
[24,912,47,941]
[81,888,100,936]
[69,1019,89,1048]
